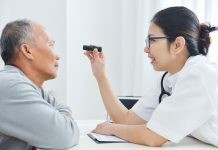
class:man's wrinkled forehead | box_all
[32,23,54,42]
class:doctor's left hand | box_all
[92,122,114,136]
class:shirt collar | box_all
[164,72,179,89]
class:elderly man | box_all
[0,19,79,150]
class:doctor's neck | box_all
[167,54,189,74]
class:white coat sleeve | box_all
[131,87,160,122]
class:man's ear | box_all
[19,44,34,60]
[171,36,186,55]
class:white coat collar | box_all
[164,55,207,89]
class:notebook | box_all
[87,133,127,143]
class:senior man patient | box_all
[0,19,79,150]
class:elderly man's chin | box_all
[53,70,58,78]
[47,74,57,80]
[51,73,58,79]
[48,69,58,80]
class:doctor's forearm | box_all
[110,124,167,147]
[96,75,129,123]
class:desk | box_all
[68,120,217,150]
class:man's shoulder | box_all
[1,66,25,83]
[0,65,37,91]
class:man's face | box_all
[29,24,60,80]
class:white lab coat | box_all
[132,55,218,147]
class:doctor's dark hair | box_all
[151,6,218,56]
[0,19,34,64]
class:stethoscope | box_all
[159,72,171,103]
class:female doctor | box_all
[84,6,218,147]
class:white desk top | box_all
[68,120,217,150]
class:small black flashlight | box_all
[83,45,102,52]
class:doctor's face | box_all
[144,23,174,71]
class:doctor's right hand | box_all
[84,49,106,79]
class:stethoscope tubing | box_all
[159,72,171,103]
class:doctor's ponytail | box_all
[198,24,218,55]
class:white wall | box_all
[1,0,218,120]
[0,0,67,102]
[66,0,124,119]
[0,0,130,120]
[0,0,127,119]
[65,0,163,119]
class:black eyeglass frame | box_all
[145,35,174,49]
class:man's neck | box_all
[11,63,44,87]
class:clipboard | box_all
[87,133,127,144]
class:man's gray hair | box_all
[0,19,34,64]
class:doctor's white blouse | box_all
[132,55,218,147]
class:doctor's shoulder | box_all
[181,56,218,84]
[181,56,216,73]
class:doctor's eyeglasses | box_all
[145,35,174,49]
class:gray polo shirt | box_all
[0,65,79,150]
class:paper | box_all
[87,133,127,143]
